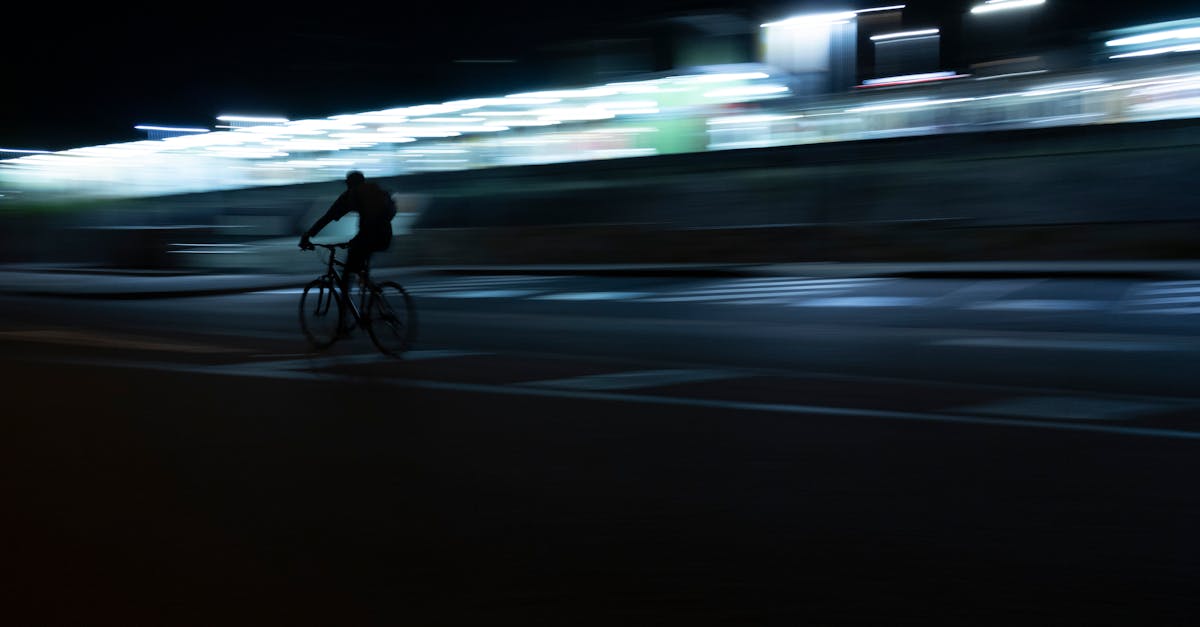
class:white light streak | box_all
[848,97,975,113]
[215,115,289,123]
[970,0,1045,15]
[975,69,1049,80]
[856,5,906,14]
[134,125,209,133]
[1110,42,1200,59]
[761,11,857,28]
[1107,27,1200,48]
[871,28,939,41]
[0,148,52,154]
[703,84,789,98]
[862,71,958,85]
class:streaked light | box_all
[409,117,486,123]
[0,148,52,154]
[1022,80,1105,96]
[871,28,939,41]
[856,5,906,13]
[703,85,790,98]
[1110,42,1200,59]
[970,0,1045,15]
[761,11,857,28]
[676,72,771,83]
[1107,27,1200,48]
[708,114,799,125]
[134,125,209,134]
[215,115,290,123]
[975,69,1049,80]
[861,71,959,86]
[848,97,975,113]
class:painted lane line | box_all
[244,349,487,371]
[429,289,543,298]
[41,355,1200,442]
[533,292,653,301]
[1130,307,1200,315]
[1139,282,1200,295]
[934,279,1044,304]
[1130,296,1200,306]
[523,369,741,391]
[931,337,1183,352]
[0,329,246,354]
[966,299,1109,311]
[952,396,1169,421]
[640,290,845,302]
[792,296,932,308]
[654,278,887,296]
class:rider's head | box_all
[345,170,366,188]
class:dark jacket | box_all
[307,181,396,249]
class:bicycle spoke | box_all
[366,281,417,356]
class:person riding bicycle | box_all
[299,170,397,297]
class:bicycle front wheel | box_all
[299,278,343,349]
[366,281,417,356]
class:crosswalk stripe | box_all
[657,279,885,296]
[1130,296,1200,306]
[641,289,844,303]
[522,368,741,391]
[794,296,931,308]
[431,289,543,298]
[966,299,1108,311]
[953,396,1169,421]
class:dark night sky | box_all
[1,1,1191,151]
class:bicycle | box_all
[299,243,417,356]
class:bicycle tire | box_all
[366,281,417,356]
[299,277,343,349]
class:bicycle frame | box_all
[301,242,417,355]
[318,245,373,326]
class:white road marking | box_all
[931,337,1182,352]
[0,329,245,354]
[1139,282,1200,295]
[793,296,931,308]
[954,396,1168,421]
[966,299,1108,311]
[432,289,542,298]
[641,279,886,303]
[244,349,486,371]
[524,369,740,391]
[641,289,845,303]
[1133,307,1200,315]
[41,355,1200,442]
[533,292,652,301]
[1131,296,1200,306]
[936,279,1043,303]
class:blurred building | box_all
[536,12,757,85]
[962,0,1051,77]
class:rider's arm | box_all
[300,193,352,246]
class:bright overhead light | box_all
[1106,27,1200,48]
[215,115,289,123]
[970,0,1045,15]
[871,28,939,41]
[1110,42,1200,59]
[134,125,209,133]
[856,5,906,14]
[761,11,857,28]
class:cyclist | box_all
[299,170,397,300]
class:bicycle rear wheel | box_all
[299,278,343,349]
[366,281,417,356]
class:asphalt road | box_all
[3,272,1200,626]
